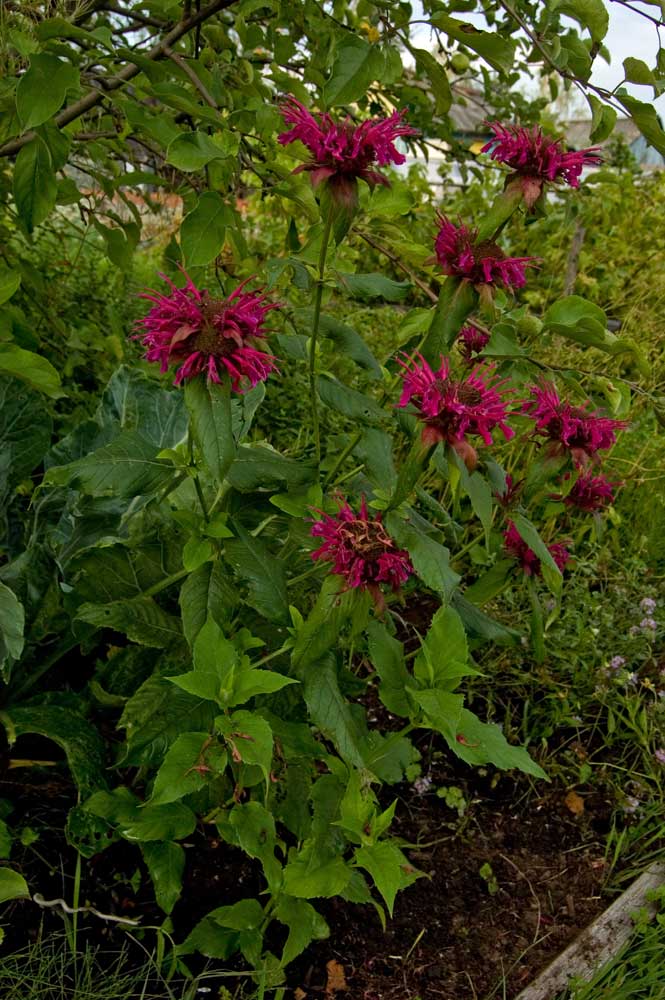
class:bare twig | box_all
[164,47,218,108]
[0,0,234,158]
[355,229,438,303]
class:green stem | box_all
[192,473,210,523]
[143,567,190,598]
[310,208,335,467]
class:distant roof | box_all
[563,117,641,148]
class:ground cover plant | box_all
[0,1,664,998]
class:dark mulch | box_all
[1,734,613,1000]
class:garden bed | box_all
[3,737,613,1000]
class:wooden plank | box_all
[515,862,665,1000]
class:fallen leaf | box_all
[565,790,585,816]
[325,959,347,994]
[294,990,307,1000]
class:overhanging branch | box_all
[0,0,234,158]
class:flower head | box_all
[609,655,626,671]
[137,271,279,390]
[458,324,490,361]
[310,497,412,607]
[278,97,418,204]
[640,597,657,614]
[563,472,617,512]
[397,353,514,469]
[503,520,570,577]
[640,617,658,631]
[522,382,627,467]
[434,215,537,289]
[655,748,665,766]
[482,122,602,207]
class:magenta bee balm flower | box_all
[137,271,279,391]
[482,122,602,207]
[458,324,490,361]
[310,497,412,608]
[563,472,617,512]
[434,215,537,289]
[522,382,627,467]
[503,521,570,577]
[397,354,514,469]
[278,96,418,204]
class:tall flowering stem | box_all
[310,205,335,467]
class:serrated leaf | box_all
[44,430,173,497]
[0,582,24,683]
[274,896,329,966]
[555,0,609,42]
[166,131,232,171]
[179,560,239,648]
[335,272,411,302]
[303,657,368,769]
[122,802,196,842]
[409,689,464,745]
[120,674,217,766]
[317,376,385,424]
[226,445,317,492]
[386,512,460,599]
[316,314,382,378]
[76,597,183,648]
[512,513,562,596]
[413,605,472,690]
[367,621,413,717]
[447,708,548,779]
[354,842,421,916]
[224,523,288,623]
[184,376,236,487]
[283,856,352,898]
[216,710,273,784]
[150,731,226,805]
[141,841,185,914]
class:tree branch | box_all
[164,47,218,108]
[0,0,234,158]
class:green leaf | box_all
[226,445,317,492]
[291,577,352,675]
[623,57,656,86]
[588,95,617,143]
[227,801,281,889]
[179,561,239,648]
[354,842,421,916]
[76,597,183,648]
[0,706,106,795]
[184,376,236,488]
[119,674,216,767]
[0,346,63,398]
[283,856,352,898]
[413,605,474,691]
[451,592,519,645]
[97,366,187,450]
[555,0,609,42]
[618,92,665,156]
[413,49,452,114]
[224,523,288,623]
[409,689,464,746]
[317,376,385,424]
[447,708,548,779]
[166,131,233,171]
[0,267,20,305]
[367,621,413,717]
[303,657,368,770]
[274,896,329,966]
[231,669,298,705]
[323,37,383,107]
[150,732,226,805]
[141,841,185,914]
[13,136,57,232]
[16,53,79,129]
[430,14,516,74]
[122,802,196,842]
[511,513,562,596]
[0,582,24,683]
[44,430,173,497]
[0,869,29,904]
[180,192,230,267]
[316,315,382,378]
[216,710,274,785]
[0,378,51,496]
[336,272,411,302]
[386,512,460,600]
